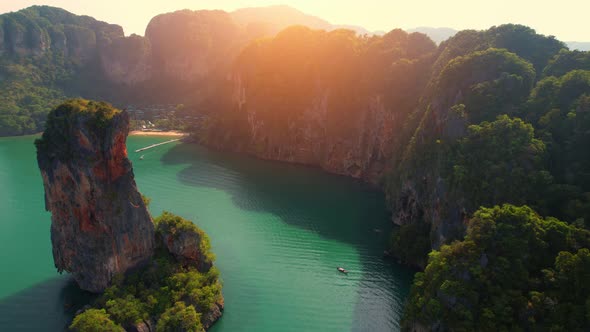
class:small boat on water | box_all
[337,267,348,274]
[140,155,144,160]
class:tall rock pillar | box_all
[36,99,154,292]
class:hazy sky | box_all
[1,0,589,41]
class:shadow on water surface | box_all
[0,139,413,332]
[161,143,415,331]
[0,276,96,331]
[161,143,386,246]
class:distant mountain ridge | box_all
[0,4,398,136]
[0,5,589,136]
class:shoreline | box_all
[1,131,188,139]
[129,130,188,137]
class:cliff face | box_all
[98,6,338,86]
[2,5,404,136]
[145,10,240,81]
[36,99,155,292]
[204,27,435,184]
[203,25,569,270]
[223,76,397,183]
[0,6,123,59]
[99,34,153,84]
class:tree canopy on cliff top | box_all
[404,204,590,331]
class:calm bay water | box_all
[0,135,413,331]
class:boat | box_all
[140,155,144,160]
[337,267,348,274]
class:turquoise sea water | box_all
[0,135,413,331]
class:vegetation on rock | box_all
[156,301,203,332]
[388,31,590,328]
[70,212,222,332]
[34,99,121,160]
[403,204,590,330]
[70,309,125,332]
[450,115,548,210]
[155,211,216,264]
[387,25,590,273]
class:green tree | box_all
[105,295,149,327]
[451,115,549,210]
[543,49,590,78]
[437,48,535,123]
[403,204,590,331]
[156,302,203,332]
[527,71,590,224]
[70,309,125,332]
[77,211,222,331]
[155,211,215,263]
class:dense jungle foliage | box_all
[383,25,590,330]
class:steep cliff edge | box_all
[202,27,436,184]
[35,99,155,292]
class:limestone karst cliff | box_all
[0,6,127,136]
[200,24,590,273]
[388,26,566,267]
[0,5,123,58]
[35,99,155,292]
[0,5,400,136]
[202,27,436,184]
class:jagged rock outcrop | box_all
[201,298,225,330]
[155,212,215,272]
[36,99,155,293]
[152,212,224,329]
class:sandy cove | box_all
[129,130,188,137]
